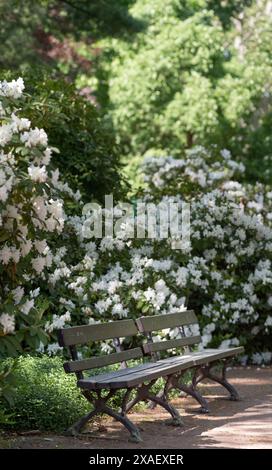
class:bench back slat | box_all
[136,310,198,333]
[58,319,138,347]
[143,335,201,354]
[64,347,143,373]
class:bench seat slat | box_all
[78,358,194,389]
[143,335,201,354]
[64,347,143,373]
[82,360,163,382]
[136,310,197,333]
[157,347,244,368]
[77,347,244,390]
[58,319,138,346]
[182,347,244,365]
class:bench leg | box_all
[177,382,210,413]
[146,393,184,426]
[64,409,99,436]
[126,379,184,426]
[65,389,142,443]
[195,362,240,401]
[151,374,209,414]
[104,405,142,443]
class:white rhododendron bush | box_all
[141,148,272,364]
[0,78,79,358]
[50,147,272,364]
[0,79,271,368]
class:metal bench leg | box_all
[146,393,184,426]
[65,389,142,443]
[104,405,142,443]
[125,379,184,426]
[177,382,210,413]
[64,408,99,436]
[196,362,240,401]
[168,372,209,414]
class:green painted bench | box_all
[58,311,243,442]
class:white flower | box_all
[12,286,24,304]
[0,185,9,202]
[20,299,34,315]
[21,127,48,147]
[203,323,216,334]
[221,149,231,159]
[36,342,45,354]
[0,124,13,146]
[28,165,47,183]
[33,196,48,221]
[47,343,63,356]
[0,78,25,98]
[176,267,188,287]
[45,311,71,333]
[112,303,128,318]
[21,239,32,257]
[34,239,48,254]
[30,288,40,298]
[10,113,31,132]
[155,279,170,296]
[32,256,46,274]
[202,333,212,347]
[0,313,15,334]
[0,245,12,264]
[51,168,59,185]
[94,298,112,314]
[264,316,272,327]
[0,101,5,116]
[100,342,113,354]
[41,147,52,165]
[10,247,20,263]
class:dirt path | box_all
[2,367,272,449]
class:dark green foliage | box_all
[207,1,253,29]
[0,0,142,73]
[0,360,18,425]
[25,76,128,203]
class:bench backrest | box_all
[136,310,201,357]
[58,319,143,379]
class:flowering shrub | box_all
[1,79,271,370]
[142,147,245,196]
[141,148,272,363]
[43,222,190,355]
[0,78,79,358]
[45,146,272,363]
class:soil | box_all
[1,366,271,449]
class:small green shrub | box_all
[0,355,183,432]
[1,356,91,432]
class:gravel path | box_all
[2,367,272,449]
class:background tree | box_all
[95,0,272,185]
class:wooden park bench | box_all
[135,310,244,414]
[58,310,243,443]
